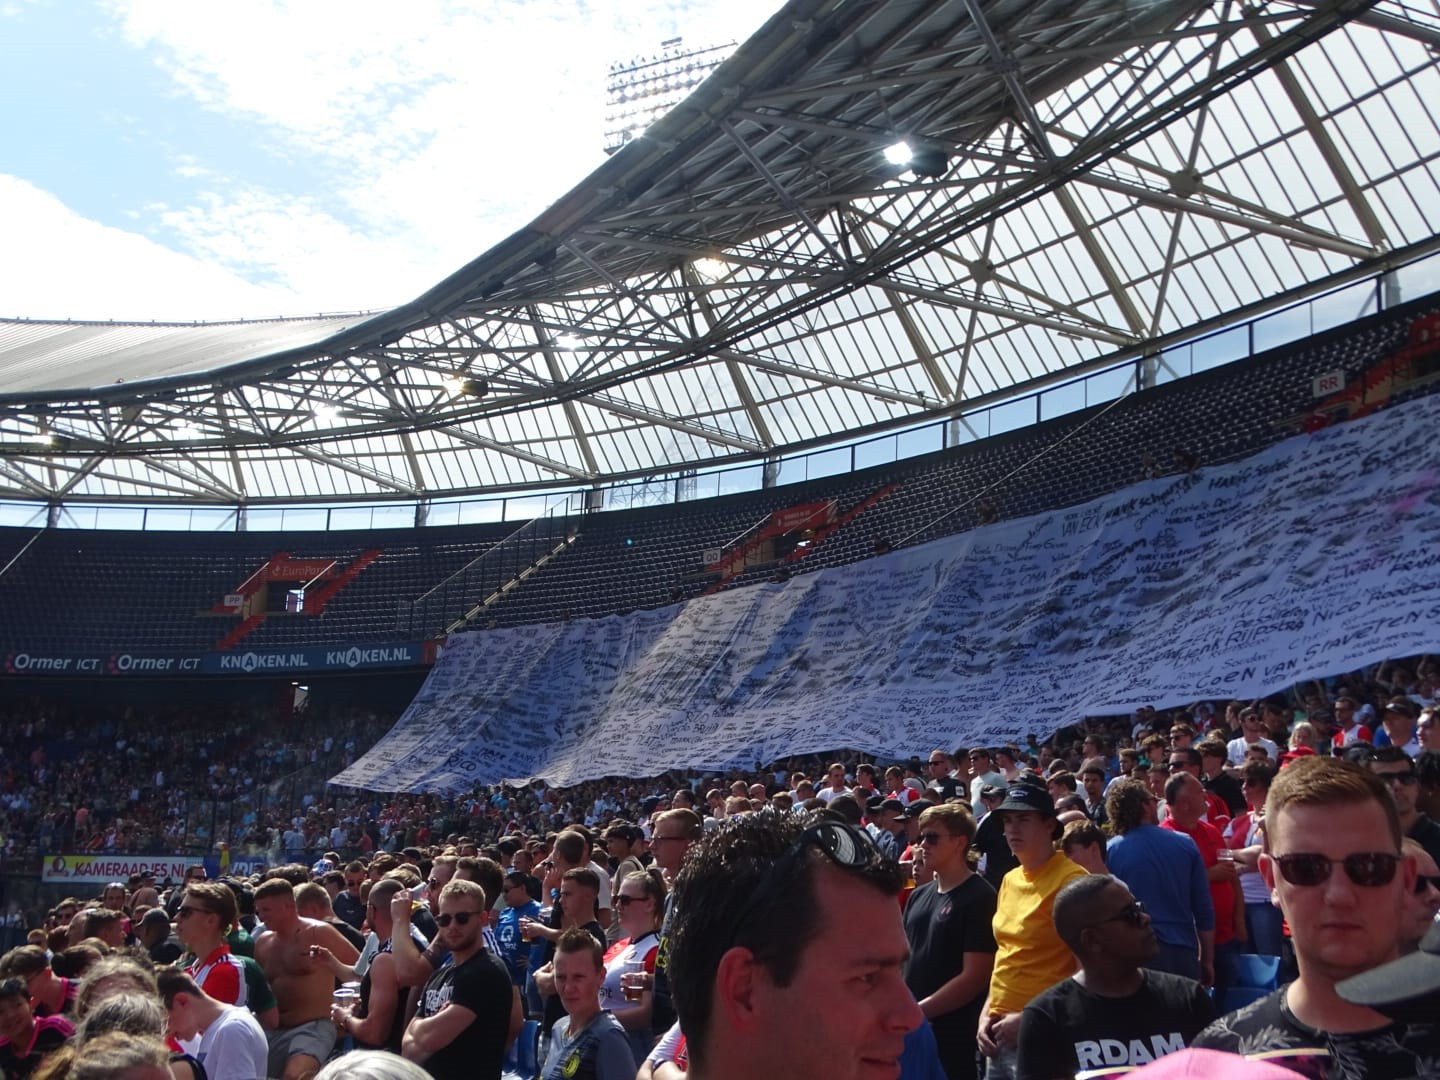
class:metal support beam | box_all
[529,305,602,476]
[441,427,595,481]
[843,208,955,401]
[719,118,851,268]
[1052,186,1152,336]
[957,0,1055,160]
[681,264,776,449]
[722,350,929,408]
[581,392,765,452]
[1248,17,1391,251]
[1083,173,1376,260]
[289,445,418,495]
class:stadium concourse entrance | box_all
[0,668,427,942]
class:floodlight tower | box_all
[604,37,735,155]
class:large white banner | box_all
[334,393,1440,792]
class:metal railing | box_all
[395,496,579,637]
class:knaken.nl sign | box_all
[1,642,436,677]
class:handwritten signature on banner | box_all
[332,393,1440,793]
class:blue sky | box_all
[0,0,779,322]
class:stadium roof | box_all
[2,0,1438,506]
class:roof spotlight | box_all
[883,140,913,166]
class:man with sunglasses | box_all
[1369,746,1440,867]
[403,878,519,1080]
[333,861,367,931]
[178,883,249,1009]
[926,751,963,802]
[1016,875,1213,1080]
[667,813,921,1080]
[903,804,997,1080]
[1193,756,1439,1074]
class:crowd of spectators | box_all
[0,656,1436,1078]
[0,699,395,859]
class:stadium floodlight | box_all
[691,256,731,282]
[443,373,488,397]
[312,402,340,425]
[884,140,913,166]
[603,38,736,155]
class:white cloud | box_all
[8,0,781,321]
[0,175,308,321]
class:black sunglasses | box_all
[1414,874,1440,895]
[733,822,880,933]
[1273,852,1399,888]
[1096,900,1147,927]
[435,911,478,928]
[614,895,648,907]
[1376,772,1418,786]
[917,831,948,845]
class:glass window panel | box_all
[246,509,286,531]
[454,499,506,525]
[1190,326,1249,373]
[1310,280,1378,333]
[1253,305,1313,354]
[804,446,850,480]
[1084,366,1134,406]
[1391,251,1440,304]
[716,465,762,497]
[278,507,329,531]
[985,397,1036,436]
[327,506,376,530]
[896,425,941,460]
[853,433,898,471]
[0,502,46,528]
[503,497,552,521]
[92,506,146,530]
[1039,381,1087,421]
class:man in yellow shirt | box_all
[976,777,1087,1080]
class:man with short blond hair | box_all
[253,878,359,1080]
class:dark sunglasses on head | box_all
[1414,874,1440,895]
[733,821,880,933]
[1097,900,1147,927]
[435,911,478,928]
[1273,852,1399,888]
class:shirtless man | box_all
[252,878,359,1080]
